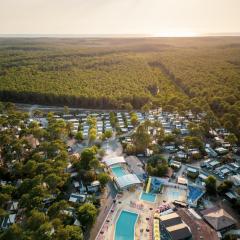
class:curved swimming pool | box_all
[115,210,138,240]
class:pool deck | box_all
[95,184,188,240]
[96,187,161,240]
[161,185,187,203]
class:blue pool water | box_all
[188,185,204,204]
[115,210,138,240]
[111,165,126,178]
[170,191,180,199]
[140,192,157,202]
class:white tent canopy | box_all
[103,156,126,167]
[115,174,141,189]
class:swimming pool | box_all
[169,191,180,199]
[115,210,138,240]
[188,185,204,204]
[111,165,126,178]
[140,191,157,203]
[164,187,184,202]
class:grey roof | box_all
[201,207,236,231]
[115,174,141,189]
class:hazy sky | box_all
[0,0,240,36]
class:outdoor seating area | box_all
[129,201,144,210]
[153,218,160,240]
[155,203,172,214]
[95,189,160,240]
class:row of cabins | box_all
[116,112,135,133]
[67,159,101,204]
[33,112,116,139]
[166,145,201,162]
[69,180,101,204]
[201,158,240,179]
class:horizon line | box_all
[0,32,240,38]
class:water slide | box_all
[146,177,152,193]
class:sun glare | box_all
[152,30,198,37]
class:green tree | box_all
[64,106,70,115]
[125,144,136,155]
[0,224,23,240]
[225,133,238,145]
[205,176,217,194]
[130,113,138,126]
[89,158,100,177]
[141,104,150,113]
[35,222,53,240]
[97,173,110,188]
[80,148,96,170]
[147,155,168,177]
[82,170,96,183]
[54,225,83,240]
[89,128,97,142]
[104,130,113,139]
[132,124,151,153]
[25,210,48,231]
[217,180,233,194]
[164,134,176,144]
[184,136,204,151]
[125,103,133,111]
[48,200,69,219]
[45,173,63,192]
[75,131,83,142]
[78,203,98,229]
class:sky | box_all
[0,0,240,36]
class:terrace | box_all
[95,189,162,240]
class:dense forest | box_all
[0,37,240,137]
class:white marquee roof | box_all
[115,174,141,189]
[103,156,126,167]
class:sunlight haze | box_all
[0,0,240,36]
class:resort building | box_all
[201,207,236,233]
[229,174,240,187]
[169,160,182,170]
[215,147,228,155]
[115,174,141,190]
[103,156,142,190]
[125,156,146,180]
[186,167,199,179]
[160,212,192,240]
[177,177,188,185]
[69,193,86,203]
[103,156,126,167]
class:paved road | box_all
[102,138,123,157]
[89,181,117,240]
[15,103,131,113]
[89,138,122,240]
